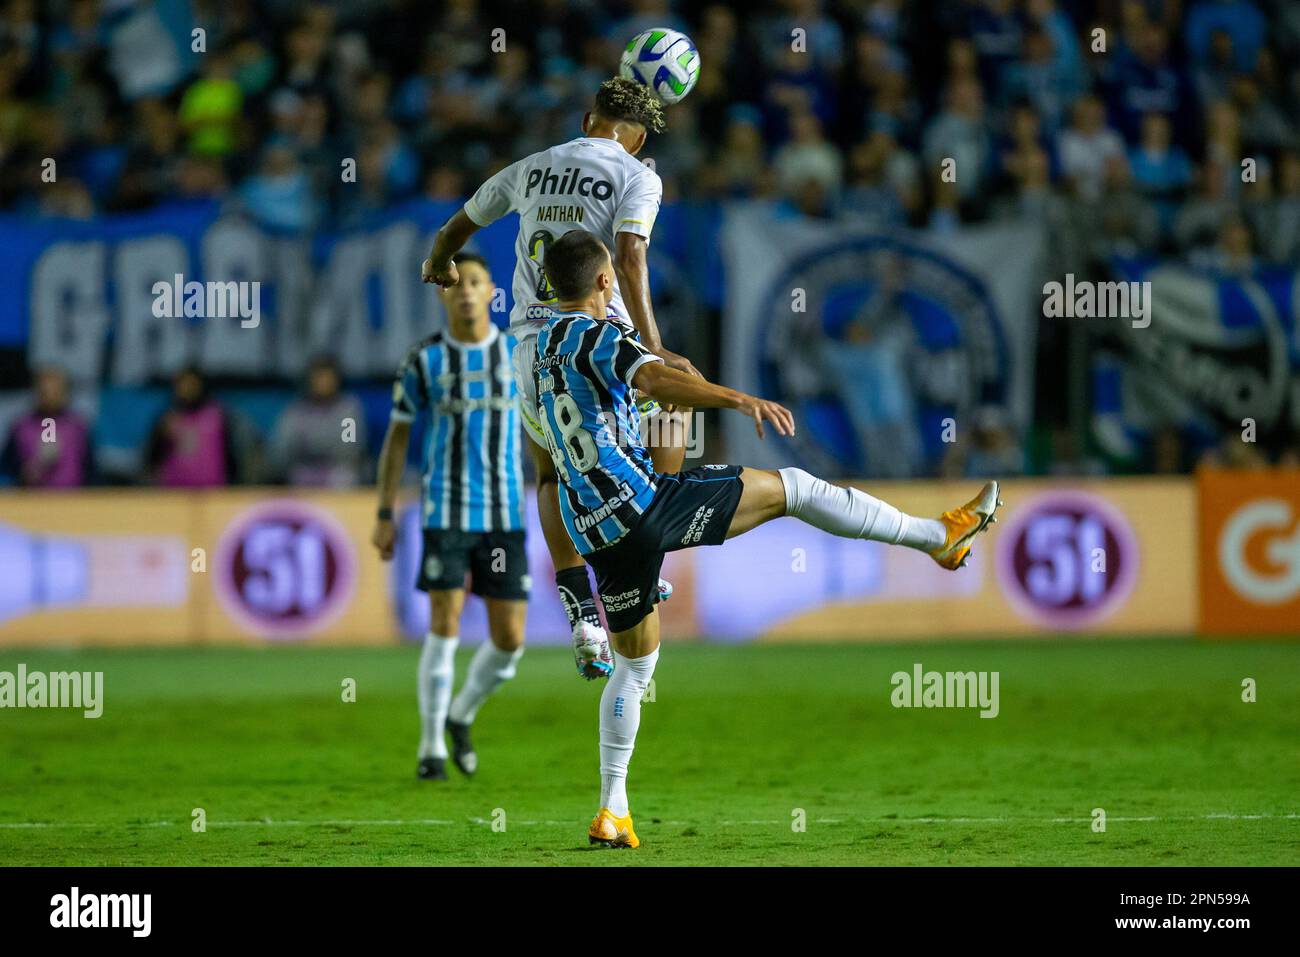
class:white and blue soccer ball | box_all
[619,28,700,105]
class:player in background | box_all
[372,253,528,781]
[534,231,1003,848]
[421,77,695,681]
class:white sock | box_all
[778,467,946,551]
[599,648,658,817]
[418,632,458,759]
[449,642,523,725]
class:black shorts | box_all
[586,465,745,632]
[416,528,530,600]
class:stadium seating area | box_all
[2,1,1296,245]
[2,0,1298,486]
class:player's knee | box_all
[490,632,524,656]
[427,592,461,635]
[486,601,526,652]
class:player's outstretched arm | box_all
[422,210,481,287]
[371,419,412,561]
[632,362,795,440]
[614,232,699,377]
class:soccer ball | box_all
[619,28,700,105]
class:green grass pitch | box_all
[1,640,1297,866]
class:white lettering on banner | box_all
[29,242,112,382]
[113,236,190,384]
[199,218,273,376]
[23,215,440,383]
[1219,499,1300,604]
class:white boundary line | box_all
[1,812,1296,830]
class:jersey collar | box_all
[444,324,500,351]
[577,135,629,155]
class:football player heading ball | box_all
[422,76,697,681]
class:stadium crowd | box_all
[2,0,1297,260]
[2,0,1298,487]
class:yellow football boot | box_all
[929,480,1004,570]
[588,808,640,849]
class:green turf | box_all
[1,640,1297,866]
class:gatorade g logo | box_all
[1218,499,1300,604]
[214,501,356,638]
[996,491,1138,629]
[524,166,614,200]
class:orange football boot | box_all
[588,808,640,849]
[929,481,1004,570]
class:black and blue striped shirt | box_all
[391,326,524,532]
[534,311,664,554]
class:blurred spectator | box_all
[1104,19,1192,144]
[1095,155,1161,256]
[1230,76,1295,156]
[1128,112,1193,229]
[0,367,91,488]
[112,98,183,210]
[1058,95,1126,202]
[269,355,368,488]
[241,143,319,232]
[999,23,1082,133]
[701,107,770,198]
[773,109,842,206]
[1173,158,1237,255]
[1193,213,1256,274]
[940,406,1025,479]
[1250,150,1300,264]
[145,366,239,488]
[1191,28,1238,106]
[922,75,992,205]
[842,128,920,225]
[1185,0,1267,73]
[178,46,244,157]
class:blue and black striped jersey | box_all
[391,326,524,533]
[533,310,664,554]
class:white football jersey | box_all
[462,136,663,339]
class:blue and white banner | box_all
[0,197,704,386]
[3,200,482,384]
[1094,259,1300,455]
[720,205,1043,475]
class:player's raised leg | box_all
[727,468,1002,569]
[529,440,613,680]
[588,611,659,849]
[417,588,464,781]
[446,597,525,776]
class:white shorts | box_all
[511,334,548,449]
[511,331,663,451]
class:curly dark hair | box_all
[592,76,667,135]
